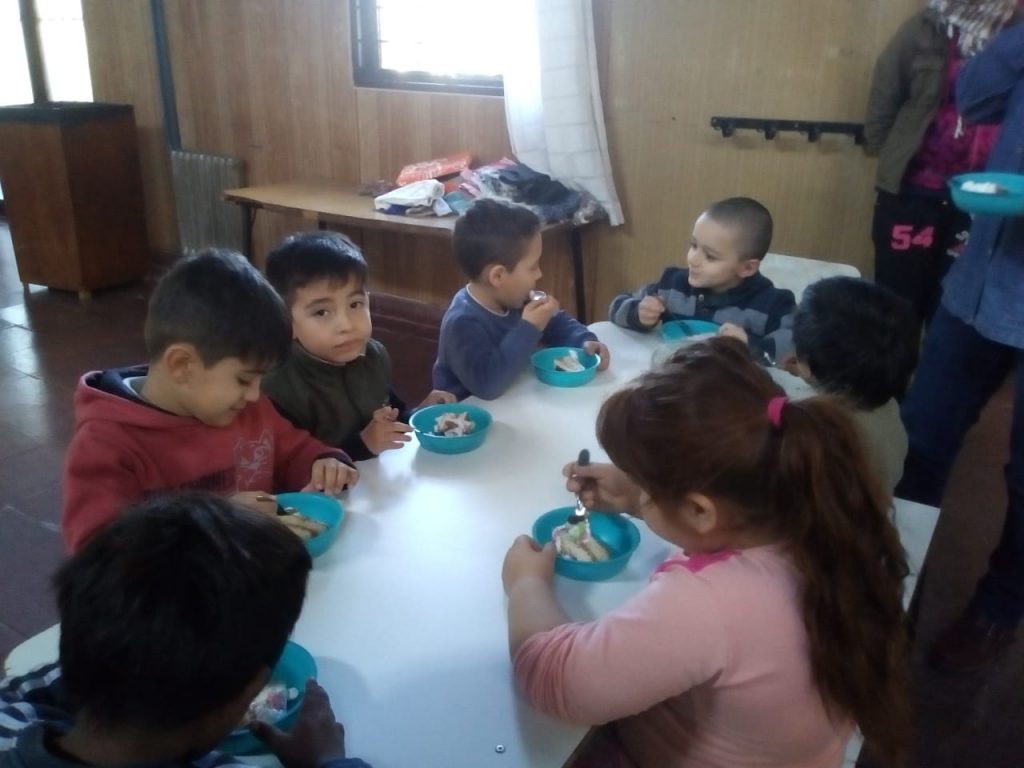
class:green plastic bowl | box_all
[410,403,492,454]
[532,507,641,581]
[531,347,600,387]
[219,641,317,755]
[949,172,1024,216]
[274,492,344,559]
[660,319,721,342]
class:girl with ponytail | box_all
[503,337,910,767]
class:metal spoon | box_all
[569,449,591,523]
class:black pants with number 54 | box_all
[872,189,971,337]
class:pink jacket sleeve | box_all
[262,397,353,491]
[513,570,728,725]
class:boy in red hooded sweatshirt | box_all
[61,249,358,552]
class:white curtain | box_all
[502,0,624,226]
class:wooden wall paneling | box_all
[345,226,586,315]
[352,230,461,307]
[82,0,178,256]
[165,0,362,264]
[322,1,362,184]
[356,90,511,183]
[82,0,923,314]
[588,0,919,316]
[353,88,515,308]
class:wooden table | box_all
[224,182,594,322]
[4,323,938,768]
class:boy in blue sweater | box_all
[433,198,610,400]
[609,197,796,363]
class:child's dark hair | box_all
[54,492,312,729]
[597,338,910,765]
[703,197,773,260]
[145,249,291,368]
[265,231,368,306]
[453,198,540,280]
[793,277,918,408]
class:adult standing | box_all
[865,0,1010,336]
[896,13,1024,671]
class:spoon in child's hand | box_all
[570,449,591,522]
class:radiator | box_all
[169,150,246,257]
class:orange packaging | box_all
[396,152,473,186]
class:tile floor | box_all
[0,221,1020,766]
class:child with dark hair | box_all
[263,231,454,460]
[791,276,919,491]
[433,198,610,400]
[61,249,358,552]
[504,338,910,767]
[609,197,796,363]
[0,493,371,768]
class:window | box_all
[351,0,504,96]
[36,0,93,102]
[0,0,91,105]
[0,0,34,106]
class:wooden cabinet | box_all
[0,102,149,299]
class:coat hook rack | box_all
[710,116,864,144]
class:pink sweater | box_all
[514,546,852,768]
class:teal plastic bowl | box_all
[661,319,721,342]
[532,507,641,581]
[410,403,492,454]
[531,347,600,387]
[949,172,1024,216]
[275,492,343,559]
[219,641,317,755]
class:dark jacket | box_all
[0,664,372,768]
[262,339,408,462]
[609,268,796,361]
[865,9,948,193]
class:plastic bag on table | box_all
[373,180,444,211]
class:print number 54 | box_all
[891,225,935,251]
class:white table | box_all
[4,322,936,768]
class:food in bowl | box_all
[533,508,641,581]
[554,520,610,562]
[433,411,475,437]
[553,350,586,373]
[961,180,1008,195]
[410,403,492,454]
[240,682,300,727]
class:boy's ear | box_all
[484,264,507,287]
[163,343,201,383]
[679,492,719,535]
[738,258,761,279]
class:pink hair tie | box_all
[766,396,788,428]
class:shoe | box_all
[928,611,1017,673]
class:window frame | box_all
[349,0,504,97]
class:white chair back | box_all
[760,252,861,302]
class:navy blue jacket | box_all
[609,268,795,361]
[433,286,596,400]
